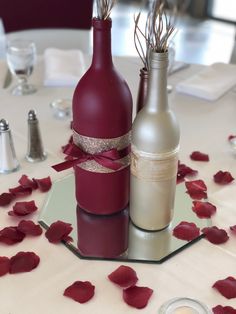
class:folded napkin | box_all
[44,48,86,87]
[176,63,236,101]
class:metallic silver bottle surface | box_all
[130,51,180,231]
[0,119,20,173]
[26,110,47,162]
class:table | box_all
[0,53,236,314]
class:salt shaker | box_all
[0,119,20,173]
[25,110,47,162]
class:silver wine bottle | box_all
[130,51,180,231]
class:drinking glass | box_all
[6,39,37,95]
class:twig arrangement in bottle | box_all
[134,10,152,71]
[134,0,177,70]
[96,0,116,20]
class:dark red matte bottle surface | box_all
[72,18,133,215]
[77,206,129,258]
[73,18,132,137]
[136,68,149,113]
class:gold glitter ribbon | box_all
[73,130,131,173]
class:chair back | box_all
[0,0,94,33]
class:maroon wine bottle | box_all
[72,18,133,215]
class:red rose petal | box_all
[33,176,52,192]
[213,305,236,314]
[173,221,200,241]
[228,135,236,141]
[202,226,229,244]
[0,256,10,276]
[9,251,40,274]
[213,277,236,299]
[185,179,207,200]
[0,226,25,245]
[45,220,73,243]
[177,162,198,184]
[213,171,234,185]
[230,225,236,234]
[17,220,43,236]
[190,151,209,161]
[18,175,38,190]
[64,281,95,303]
[108,265,138,288]
[123,286,153,309]
[0,192,15,207]
[9,185,32,197]
[192,201,217,218]
[8,201,38,216]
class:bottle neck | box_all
[145,52,169,112]
[91,18,113,69]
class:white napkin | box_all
[43,48,86,87]
[176,63,236,101]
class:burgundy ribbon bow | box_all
[52,142,130,172]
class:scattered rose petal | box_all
[230,225,236,234]
[9,185,32,197]
[0,226,25,245]
[8,201,38,216]
[185,179,207,200]
[173,221,200,241]
[123,286,153,309]
[0,192,15,207]
[213,277,236,299]
[45,220,73,243]
[17,220,43,236]
[190,151,209,161]
[9,251,40,274]
[192,201,216,218]
[213,305,236,314]
[18,175,38,190]
[0,256,10,276]
[177,162,198,184]
[228,135,236,141]
[33,176,52,192]
[64,281,95,303]
[202,226,229,244]
[213,171,234,185]
[108,265,138,289]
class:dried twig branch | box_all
[96,0,116,20]
[134,0,177,69]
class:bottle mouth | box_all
[92,17,112,30]
[150,51,169,69]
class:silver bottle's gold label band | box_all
[131,145,179,181]
[73,130,131,173]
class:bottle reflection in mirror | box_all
[128,222,171,261]
[76,206,129,258]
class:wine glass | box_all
[6,39,37,95]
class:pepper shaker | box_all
[25,110,47,162]
[0,119,20,173]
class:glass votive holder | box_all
[158,297,211,314]
[50,98,71,120]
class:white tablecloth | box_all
[0,55,236,314]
